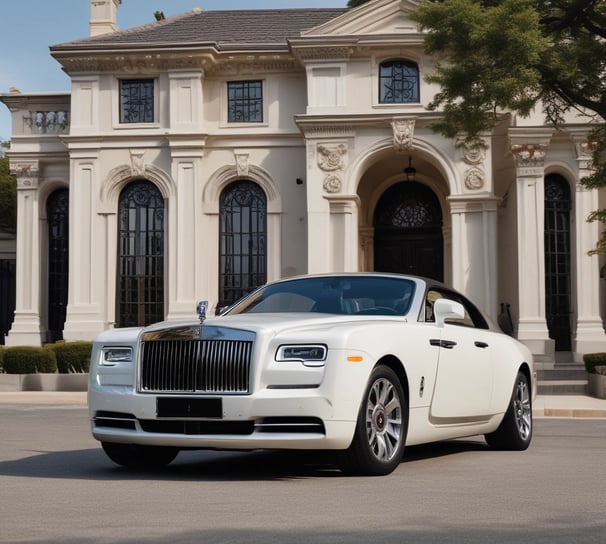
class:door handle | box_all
[474,341,489,349]
[430,339,457,349]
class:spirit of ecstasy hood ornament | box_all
[196,300,208,324]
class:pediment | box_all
[303,0,421,37]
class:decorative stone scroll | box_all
[130,150,146,177]
[317,144,347,194]
[458,139,487,190]
[234,152,250,177]
[391,119,415,153]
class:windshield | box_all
[226,276,416,316]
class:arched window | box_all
[117,181,164,327]
[379,59,420,104]
[219,181,267,308]
[47,188,69,341]
[544,174,572,351]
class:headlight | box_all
[102,347,133,365]
[276,344,327,366]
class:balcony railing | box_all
[24,111,69,134]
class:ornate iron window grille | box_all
[219,181,267,308]
[117,181,165,327]
[227,81,263,123]
[120,79,154,123]
[47,189,69,342]
[379,60,420,104]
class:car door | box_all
[426,290,494,421]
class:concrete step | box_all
[537,380,588,395]
[536,368,588,381]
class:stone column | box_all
[449,196,500,322]
[167,145,204,320]
[5,161,44,346]
[63,151,106,341]
[511,139,553,358]
[572,137,605,356]
[307,139,352,274]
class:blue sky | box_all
[0,0,348,141]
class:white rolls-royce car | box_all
[89,273,535,475]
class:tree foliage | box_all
[412,0,606,253]
[0,141,16,235]
[347,0,371,7]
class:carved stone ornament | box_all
[511,144,546,167]
[464,166,485,190]
[235,152,250,177]
[130,151,146,177]
[317,144,347,172]
[574,139,596,171]
[323,174,342,194]
[461,142,486,165]
[11,161,40,189]
[391,119,415,153]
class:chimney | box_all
[90,0,121,37]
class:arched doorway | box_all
[373,181,443,281]
[544,173,572,351]
[47,188,69,342]
[219,180,267,307]
[117,180,165,327]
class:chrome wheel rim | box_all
[365,377,403,462]
[513,377,532,440]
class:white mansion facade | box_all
[1,0,605,363]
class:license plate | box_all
[156,397,222,418]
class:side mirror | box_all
[433,298,465,327]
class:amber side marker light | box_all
[347,355,364,363]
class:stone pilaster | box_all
[4,161,44,346]
[510,138,553,357]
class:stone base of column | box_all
[4,312,44,346]
[573,320,606,361]
[516,319,554,361]
[63,305,107,342]
[166,300,198,322]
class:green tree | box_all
[412,0,606,253]
[0,141,17,235]
[347,0,371,7]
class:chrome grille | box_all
[140,339,252,394]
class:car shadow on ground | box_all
[0,438,490,482]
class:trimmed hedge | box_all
[0,347,4,372]
[2,347,57,374]
[45,341,92,373]
[583,353,606,374]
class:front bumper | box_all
[89,386,358,450]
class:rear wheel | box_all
[485,370,532,450]
[101,442,179,468]
[340,366,407,476]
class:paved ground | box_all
[1,391,606,418]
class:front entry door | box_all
[374,181,443,281]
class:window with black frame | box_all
[227,80,263,123]
[219,181,267,308]
[119,79,155,123]
[379,60,420,104]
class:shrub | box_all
[45,341,93,373]
[0,347,4,372]
[2,347,57,374]
[583,353,606,374]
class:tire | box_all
[485,370,532,450]
[340,365,408,476]
[101,442,179,468]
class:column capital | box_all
[10,160,40,189]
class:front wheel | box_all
[485,370,532,450]
[101,442,179,468]
[340,366,408,476]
